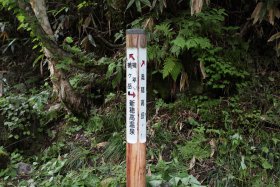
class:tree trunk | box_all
[19,0,89,116]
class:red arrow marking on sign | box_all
[128,91,136,98]
[141,60,145,67]
[129,54,135,60]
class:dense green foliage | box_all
[0,0,280,186]
[148,8,248,94]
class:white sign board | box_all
[126,48,147,144]
[139,48,146,143]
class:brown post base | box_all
[126,143,146,187]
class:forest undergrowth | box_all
[1,68,280,186]
[0,0,280,186]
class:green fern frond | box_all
[148,45,166,61]
[170,45,181,57]
[170,36,186,56]
[163,56,182,81]
[171,36,186,48]
[170,61,183,81]
[155,22,173,38]
[163,57,175,79]
[186,37,212,49]
[170,36,212,55]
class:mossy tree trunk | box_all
[18,0,89,116]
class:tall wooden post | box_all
[126,29,147,187]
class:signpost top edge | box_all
[126,29,146,35]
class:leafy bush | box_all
[0,95,36,141]
[0,91,50,145]
[147,159,205,187]
[178,127,210,161]
[148,8,248,95]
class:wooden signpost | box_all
[126,29,147,187]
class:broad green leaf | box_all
[140,0,151,7]
[169,177,181,186]
[261,146,269,153]
[149,180,163,187]
[17,15,25,22]
[261,159,273,169]
[126,0,136,10]
[106,62,116,77]
[65,36,73,44]
[136,0,142,12]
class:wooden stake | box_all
[126,29,147,187]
